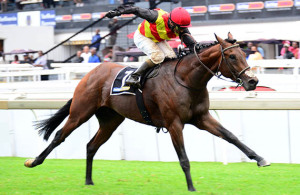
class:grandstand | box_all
[1,0,300,61]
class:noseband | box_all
[194,43,250,85]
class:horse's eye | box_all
[229,54,236,60]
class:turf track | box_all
[0,157,299,195]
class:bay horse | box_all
[25,33,270,191]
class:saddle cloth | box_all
[110,65,160,95]
[110,66,137,95]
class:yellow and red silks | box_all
[138,9,179,43]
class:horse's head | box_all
[214,32,258,91]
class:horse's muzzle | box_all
[240,69,259,91]
[243,77,258,91]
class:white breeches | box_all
[134,30,177,64]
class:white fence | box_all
[0,90,300,164]
[0,60,300,82]
[0,62,139,82]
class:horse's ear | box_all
[228,32,234,40]
[226,32,237,44]
[214,33,223,44]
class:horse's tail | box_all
[35,99,72,141]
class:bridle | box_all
[174,43,250,91]
[220,44,250,85]
[194,43,250,85]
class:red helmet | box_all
[170,7,191,27]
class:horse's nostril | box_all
[249,79,258,86]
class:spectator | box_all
[108,18,119,47]
[88,47,101,63]
[20,54,33,64]
[245,42,264,58]
[72,50,84,63]
[80,46,91,63]
[280,41,292,56]
[282,43,294,59]
[248,46,263,60]
[0,0,7,12]
[33,50,49,80]
[29,55,34,62]
[11,55,20,64]
[74,0,83,7]
[91,29,101,51]
[247,42,253,50]
[290,41,299,59]
[33,51,47,68]
[244,42,253,58]
[257,44,264,58]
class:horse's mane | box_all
[163,41,218,63]
[163,38,236,63]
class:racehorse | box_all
[25,33,270,191]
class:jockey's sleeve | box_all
[116,5,158,23]
[179,28,197,49]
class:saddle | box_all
[140,64,161,88]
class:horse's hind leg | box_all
[194,113,270,167]
[25,100,98,168]
[85,107,125,185]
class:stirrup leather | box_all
[126,74,141,85]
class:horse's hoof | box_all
[257,159,271,167]
[24,159,35,168]
[85,181,94,185]
[188,187,196,192]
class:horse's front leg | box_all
[193,113,270,167]
[167,119,196,191]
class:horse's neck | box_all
[178,45,221,89]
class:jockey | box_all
[107,5,196,87]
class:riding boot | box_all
[126,59,156,88]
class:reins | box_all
[174,42,250,91]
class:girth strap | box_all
[135,88,154,125]
[135,88,165,133]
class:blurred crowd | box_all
[10,53,34,64]
[72,46,101,63]
[244,41,299,61]
[279,41,299,59]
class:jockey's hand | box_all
[116,5,134,14]
[106,10,120,18]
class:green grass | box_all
[0,157,299,195]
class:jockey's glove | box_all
[106,5,137,18]
[106,10,121,18]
